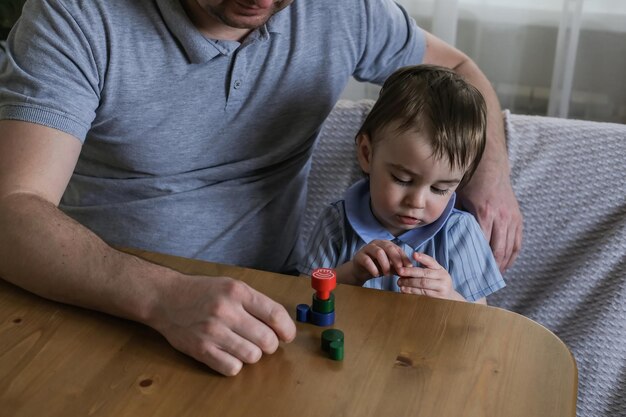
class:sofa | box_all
[304,99,626,417]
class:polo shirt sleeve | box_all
[352,0,427,85]
[0,0,101,141]
[446,213,506,301]
[298,202,348,276]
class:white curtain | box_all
[342,0,626,124]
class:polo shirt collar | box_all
[344,178,456,249]
[157,0,290,64]
[267,5,290,35]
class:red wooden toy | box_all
[311,268,336,300]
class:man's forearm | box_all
[453,58,510,187]
[0,192,298,376]
[0,192,176,325]
[449,57,523,270]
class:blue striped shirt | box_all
[299,179,505,301]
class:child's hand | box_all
[350,240,413,284]
[396,252,466,302]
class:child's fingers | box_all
[398,276,445,292]
[399,285,440,297]
[354,252,383,277]
[365,257,382,278]
[396,249,414,269]
[357,240,413,277]
[374,240,412,271]
[400,285,428,296]
[369,246,392,275]
[397,266,446,280]
[396,266,427,279]
[412,252,444,270]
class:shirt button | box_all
[233,80,242,89]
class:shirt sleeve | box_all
[353,0,427,85]
[446,212,506,301]
[298,202,348,276]
[0,0,101,141]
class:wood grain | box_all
[0,248,577,417]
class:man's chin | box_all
[219,13,271,30]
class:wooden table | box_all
[0,249,577,417]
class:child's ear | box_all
[356,133,373,174]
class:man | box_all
[0,0,522,376]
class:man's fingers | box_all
[478,212,494,248]
[500,220,515,272]
[489,210,523,272]
[475,204,508,268]
[231,309,281,356]
[153,276,296,377]
[240,283,296,345]
[166,317,250,377]
[473,198,524,272]
[504,222,523,271]
[487,218,508,271]
[199,341,245,377]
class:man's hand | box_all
[396,252,465,302]
[458,170,523,273]
[148,275,296,376]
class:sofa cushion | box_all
[493,111,626,417]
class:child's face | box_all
[357,127,465,237]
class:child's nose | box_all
[405,189,426,209]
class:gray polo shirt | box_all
[0,0,425,273]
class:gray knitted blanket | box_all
[304,99,626,417]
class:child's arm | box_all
[336,240,413,286]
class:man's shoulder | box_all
[24,0,158,40]
[33,0,147,20]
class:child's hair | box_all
[357,64,487,187]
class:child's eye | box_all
[391,175,411,186]
[431,187,450,196]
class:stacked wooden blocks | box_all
[296,268,344,361]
